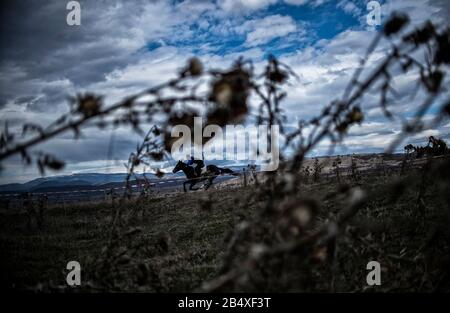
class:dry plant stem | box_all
[201,156,450,292]
[0,87,201,161]
[289,50,398,173]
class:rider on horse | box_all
[184,155,205,178]
[173,156,237,192]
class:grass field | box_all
[1,156,449,292]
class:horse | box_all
[172,160,237,192]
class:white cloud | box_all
[284,0,328,7]
[218,0,278,12]
[217,0,329,12]
[240,15,298,46]
[337,0,362,18]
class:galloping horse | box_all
[172,160,237,192]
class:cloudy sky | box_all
[0,0,449,184]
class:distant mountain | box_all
[0,173,148,193]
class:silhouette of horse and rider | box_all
[172,156,237,192]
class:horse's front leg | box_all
[183,181,189,192]
[204,176,215,190]
[190,178,204,191]
[190,181,200,191]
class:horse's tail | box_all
[219,167,240,176]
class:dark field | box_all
[1,156,450,292]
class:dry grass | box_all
[1,158,449,292]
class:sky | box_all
[0,0,450,184]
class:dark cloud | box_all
[13,95,36,105]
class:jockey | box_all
[184,156,195,166]
[184,155,204,177]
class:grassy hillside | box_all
[1,157,449,292]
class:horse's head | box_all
[172,160,184,173]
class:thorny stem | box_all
[0,81,201,161]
